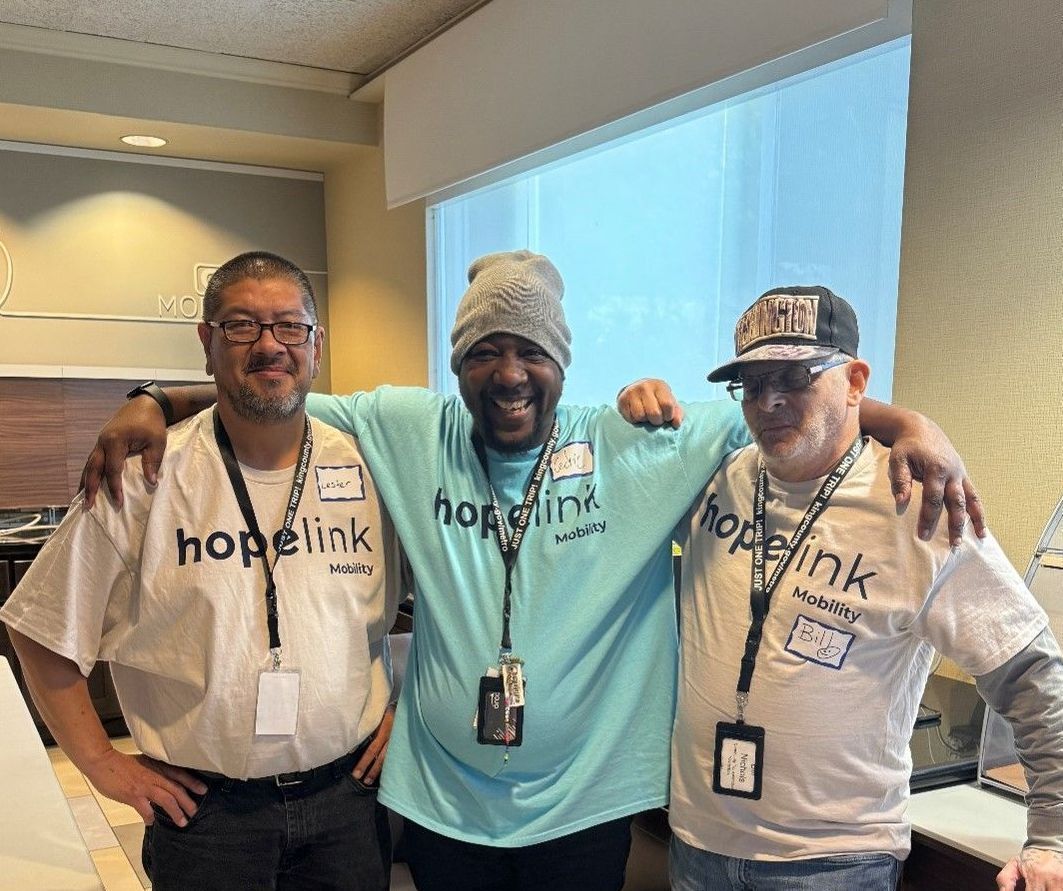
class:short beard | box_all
[224,381,305,423]
[480,425,544,454]
[478,401,551,454]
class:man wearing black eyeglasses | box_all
[1,251,400,890]
[625,286,1063,891]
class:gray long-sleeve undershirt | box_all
[975,626,1063,851]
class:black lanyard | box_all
[735,435,863,721]
[213,409,313,665]
[472,420,560,653]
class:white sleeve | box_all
[910,528,1048,678]
[0,498,135,677]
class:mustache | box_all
[245,356,295,373]
[485,388,535,400]
[753,417,796,433]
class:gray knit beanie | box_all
[449,250,572,374]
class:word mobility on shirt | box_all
[791,586,862,625]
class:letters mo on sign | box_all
[156,264,217,321]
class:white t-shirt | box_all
[671,439,1046,860]
[1,410,401,779]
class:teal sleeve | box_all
[673,399,752,488]
[307,387,451,508]
[306,388,442,441]
[306,392,363,435]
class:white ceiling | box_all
[0,0,490,170]
[0,0,486,74]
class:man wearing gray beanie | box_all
[450,250,572,373]
[82,251,978,891]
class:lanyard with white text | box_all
[472,419,560,654]
[213,408,313,670]
[735,435,863,722]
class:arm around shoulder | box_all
[81,383,217,509]
[858,397,986,546]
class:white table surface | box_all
[906,782,1027,867]
[0,656,103,890]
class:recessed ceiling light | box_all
[121,135,168,148]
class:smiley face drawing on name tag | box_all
[550,441,594,481]
[315,465,366,501]
[784,614,855,669]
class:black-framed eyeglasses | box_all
[726,356,849,402]
[206,320,316,345]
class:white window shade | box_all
[380,0,910,207]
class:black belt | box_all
[191,740,370,792]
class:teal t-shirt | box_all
[308,387,748,846]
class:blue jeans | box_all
[142,769,390,890]
[670,835,902,891]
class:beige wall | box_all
[324,147,428,392]
[894,0,1063,570]
[0,148,330,381]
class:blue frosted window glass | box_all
[430,38,911,405]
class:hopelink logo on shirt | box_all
[433,482,604,545]
[175,515,375,576]
[698,489,877,606]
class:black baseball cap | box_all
[707,285,860,383]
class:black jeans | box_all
[143,769,391,890]
[402,815,634,891]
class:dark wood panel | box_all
[0,376,203,508]
[0,378,68,507]
[901,831,1000,890]
[62,379,135,500]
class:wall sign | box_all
[0,146,327,376]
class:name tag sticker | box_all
[784,614,854,669]
[550,441,594,481]
[315,465,365,501]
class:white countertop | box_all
[0,657,103,890]
[906,782,1027,867]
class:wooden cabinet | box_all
[901,831,1001,890]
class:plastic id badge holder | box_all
[713,721,764,800]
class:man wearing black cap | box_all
[635,286,1063,890]
[81,261,981,891]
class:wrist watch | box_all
[126,381,176,426]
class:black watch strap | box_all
[126,381,176,426]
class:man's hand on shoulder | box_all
[80,396,170,510]
[617,379,685,428]
[81,747,207,826]
[998,846,1063,890]
[885,412,987,547]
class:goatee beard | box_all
[226,382,305,423]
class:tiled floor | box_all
[48,738,150,890]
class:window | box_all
[429,37,911,406]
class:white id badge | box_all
[255,670,300,736]
[501,662,525,707]
[712,721,765,799]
